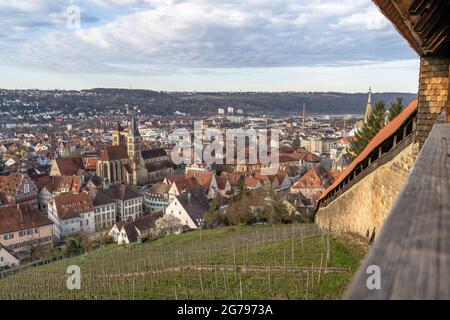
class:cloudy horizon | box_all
[0,0,420,92]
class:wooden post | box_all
[447,64,450,123]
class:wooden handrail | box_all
[346,123,450,299]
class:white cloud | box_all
[333,7,389,30]
[0,0,414,76]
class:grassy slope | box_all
[0,224,368,300]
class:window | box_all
[19,231,26,237]
[26,229,33,235]
[3,234,14,240]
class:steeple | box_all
[115,122,124,132]
[130,111,141,137]
[364,87,373,124]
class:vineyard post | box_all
[239,273,243,300]
[301,229,304,256]
[326,233,331,270]
[318,253,323,285]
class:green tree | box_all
[204,200,229,227]
[209,200,220,213]
[65,237,82,257]
[349,100,387,160]
[265,200,290,224]
[236,178,247,200]
[388,97,404,122]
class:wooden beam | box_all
[447,64,450,123]
[346,123,450,299]
[373,0,450,56]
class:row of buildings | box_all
[0,92,369,267]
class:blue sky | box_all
[0,0,420,92]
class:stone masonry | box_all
[416,56,450,147]
[316,143,419,239]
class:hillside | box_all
[0,89,417,117]
[0,224,368,300]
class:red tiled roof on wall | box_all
[319,98,418,202]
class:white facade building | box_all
[47,192,95,240]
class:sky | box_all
[0,0,420,92]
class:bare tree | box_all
[155,215,183,236]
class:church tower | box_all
[364,87,373,124]
[127,111,143,186]
[112,122,126,146]
[128,112,142,161]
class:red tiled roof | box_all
[220,172,242,186]
[292,166,329,190]
[85,158,98,170]
[191,172,214,188]
[101,145,128,161]
[319,98,418,201]
[285,151,320,162]
[0,173,36,196]
[31,174,52,192]
[244,176,261,188]
[0,205,53,234]
[55,157,85,176]
[44,176,82,194]
[53,192,93,220]
[217,176,229,190]
[174,177,200,192]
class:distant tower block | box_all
[228,107,234,114]
[218,108,225,116]
[302,103,306,128]
[364,87,373,124]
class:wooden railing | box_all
[346,123,450,299]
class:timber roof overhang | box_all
[373,0,450,56]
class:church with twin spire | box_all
[96,113,174,186]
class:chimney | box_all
[17,204,23,223]
[188,193,191,202]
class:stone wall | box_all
[416,56,450,147]
[316,142,419,239]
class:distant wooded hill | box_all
[1,88,417,117]
[85,89,418,116]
